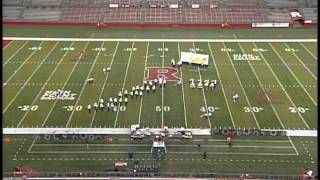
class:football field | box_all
[3,37,317,130]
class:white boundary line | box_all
[177,42,188,128]
[193,42,211,129]
[298,42,317,60]
[3,37,317,42]
[41,41,91,127]
[236,42,299,155]
[113,42,135,128]
[223,42,261,129]
[3,40,29,66]
[27,150,298,156]
[284,42,317,80]
[269,43,317,106]
[207,42,236,128]
[90,41,119,127]
[3,41,45,87]
[33,144,294,149]
[66,42,106,127]
[138,42,149,125]
[17,41,72,127]
[253,42,310,129]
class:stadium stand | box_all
[30,0,63,6]
[144,9,182,22]
[301,8,317,22]
[2,0,24,6]
[305,0,317,8]
[3,0,318,23]
[109,0,142,7]
[63,7,103,22]
[264,0,305,8]
[265,8,292,23]
[146,0,180,8]
[219,0,265,8]
[104,8,142,22]
[3,7,23,20]
[62,0,105,7]
[22,7,62,21]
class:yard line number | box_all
[63,105,127,112]
[28,47,42,51]
[289,107,309,113]
[244,106,264,112]
[200,106,218,112]
[156,106,170,112]
[18,105,39,111]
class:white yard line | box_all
[3,41,29,66]
[177,42,188,128]
[113,42,135,128]
[41,41,91,127]
[17,42,75,127]
[192,42,212,129]
[3,41,45,87]
[253,42,310,129]
[66,42,106,127]
[284,42,317,80]
[298,42,317,60]
[4,37,317,42]
[138,42,149,125]
[161,42,165,127]
[3,41,56,114]
[207,42,235,128]
[237,42,299,155]
[90,41,119,128]
[27,138,37,153]
[269,43,317,106]
[223,42,261,129]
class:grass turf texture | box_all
[2,135,317,176]
[3,26,318,176]
[3,26,317,39]
[3,40,317,129]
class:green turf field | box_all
[3,38,317,129]
[2,26,318,177]
[2,134,318,177]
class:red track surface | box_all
[3,40,12,48]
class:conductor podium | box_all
[151,136,167,158]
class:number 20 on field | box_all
[289,107,309,113]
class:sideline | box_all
[3,37,317,42]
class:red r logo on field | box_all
[146,67,180,81]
